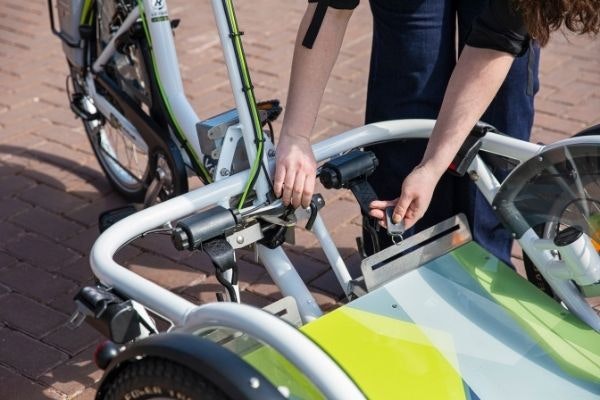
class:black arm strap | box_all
[302,0,329,49]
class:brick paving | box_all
[0,0,599,398]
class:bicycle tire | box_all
[522,126,600,299]
[101,357,230,400]
[70,1,187,202]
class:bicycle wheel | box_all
[70,0,186,202]
[522,125,600,299]
[102,357,229,400]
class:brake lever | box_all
[305,194,325,230]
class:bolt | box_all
[538,156,543,162]
[278,386,291,398]
[236,235,244,245]
[220,168,229,176]
[249,377,260,389]
[268,149,276,158]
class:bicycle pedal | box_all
[99,205,139,233]
[257,99,282,124]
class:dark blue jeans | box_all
[363,0,540,266]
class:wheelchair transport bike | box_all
[49,0,600,398]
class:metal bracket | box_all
[361,214,472,292]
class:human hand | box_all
[274,134,317,208]
[369,164,440,230]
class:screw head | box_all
[249,377,260,389]
[236,235,244,244]
[220,168,229,176]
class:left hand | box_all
[369,163,441,230]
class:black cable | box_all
[215,269,238,303]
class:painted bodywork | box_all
[242,241,600,399]
[302,241,600,399]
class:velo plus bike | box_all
[49,1,600,399]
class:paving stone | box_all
[0,329,68,378]
[19,184,89,215]
[182,274,230,305]
[10,206,83,242]
[0,262,77,305]
[246,273,284,302]
[43,324,102,357]
[282,247,330,282]
[309,270,346,299]
[0,365,61,400]
[0,250,18,269]
[40,344,102,398]
[0,221,24,249]
[0,281,9,298]
[5,233,80,272]
[0,162,24,177]
[132,232,190,263]
[47,284,88,317]
[56,256,95,285]
[0,294,67,338]
[63,226,100,256]
[66,193,126,228]
[127,252,206,291]
[0,175,36,198]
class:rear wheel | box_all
[70,0,186,202]
[102,357,229,400]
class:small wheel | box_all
[102,357,230,400]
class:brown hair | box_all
[515,0,600,45]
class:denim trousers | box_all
[362,0,540,265]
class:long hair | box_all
[515,0,600,45]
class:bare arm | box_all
[370,46,515,228]
[274,6,353,208]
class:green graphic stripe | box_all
[243,346,325,400]
[303,306,467,399]
[223,0,265,208]
[137,0,213,184]
[454,243,600,383]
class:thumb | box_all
[392,192,412,224]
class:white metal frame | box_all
[90,121,600,327]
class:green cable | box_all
[222,0,265,209]
[137,0,213,184]
[80,0,94,25]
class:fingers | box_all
[369,199,396,210]
[301,174,316,208]
[273,165,286,198]
[291,171,306,208]
[393,192,411,225]
[274,160,314,208]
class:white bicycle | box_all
[50,0,600,399]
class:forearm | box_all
[422,46,515,175]
[281,5,352,139]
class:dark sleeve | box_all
[465,0,530,57]
[303,0,360,49]
[307,0,359,8]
